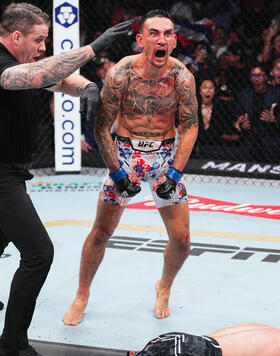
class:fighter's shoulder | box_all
[107,55,136,78]
[170,57,194,81]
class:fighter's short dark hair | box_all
[139,9,174,33]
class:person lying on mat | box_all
[128,322,280,356]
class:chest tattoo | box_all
[124,72,178,122]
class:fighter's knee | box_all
[170,231,190,249]
[91,226,114,245]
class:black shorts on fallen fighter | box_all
[129,332,222,356]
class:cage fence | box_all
[1,0,280,185]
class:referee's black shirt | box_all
[0,42,40,163]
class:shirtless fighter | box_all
[63,8,198,325]
[128,322,280,356]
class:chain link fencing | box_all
[1,0,280,185]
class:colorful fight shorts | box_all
[131,332,222,356]
[99,135,188,208]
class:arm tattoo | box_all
[175,64,198,129]
[95,106,118,170]
[94,65,127,171]
[1,47,93,90]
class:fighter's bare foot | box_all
[154,280,171,319]
[62,296,88,326]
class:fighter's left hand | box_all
[154,168,182,200]
[80,83,100,123]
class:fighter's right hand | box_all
[90,20,134,55]
[110,167,141,198]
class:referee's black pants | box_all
[0,170,54,350]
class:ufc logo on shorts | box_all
[138,141,154,148]
[131,138,161,152]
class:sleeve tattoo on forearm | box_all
[1,47,92,90]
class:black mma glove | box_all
[80,83,100,123]
[156,167,182,200]
[90,20,134,55]
[0,301,4,311]
[110,167,141,198]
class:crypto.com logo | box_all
[55,2,78,28]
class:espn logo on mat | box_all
[107,236,280,263]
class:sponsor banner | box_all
[28,179,101,192]
[53,0,81,172]
[186,159,280,179]
[127,196,280,220]
[27,179,280,219]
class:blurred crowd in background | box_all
[1,0,280,166]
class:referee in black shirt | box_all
[0,3,132,356]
